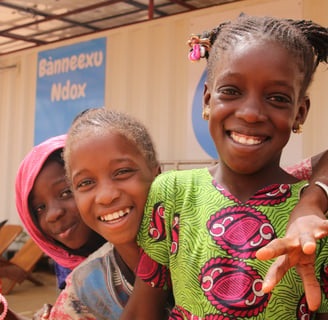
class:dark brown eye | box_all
[61,189,73,199]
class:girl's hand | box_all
[256,202,328,311]
[32,304,52,320]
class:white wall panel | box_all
[0,0,327,225]
[0,53,36,225]
[105,19,193,162]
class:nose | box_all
[95,179,120,205]
[235,95,267,123]
[46,203,65,223]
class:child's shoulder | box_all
[70,242,123,289]
[71,242,114,276]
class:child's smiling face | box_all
[203,39,309,176]
[30,159,94,250]
[68,130,158,246]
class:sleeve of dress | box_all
[53,261,72,289]
[284,157,312,180]
[49,274,97,320]
[136,172,175,290]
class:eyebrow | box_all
[29,176,68,201]
[71,169,87,183]
[71,157,136,180]
[218,71,295,89]
[53,177,69,186]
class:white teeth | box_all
[99,208,130,222]
[230,132,263,145]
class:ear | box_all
[293,96,310,129]
[154,164,162,177]
[202,82,211,120]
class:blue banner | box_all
[192,70,217,159]
[35,37,107,145]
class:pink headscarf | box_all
[15,135,85,269]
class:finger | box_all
[256,238,296,261]
[316,219,328,239]
[296,264,321,311]
[300,219,328,254]
[300,232,317,255]
[256,246,275,261]
[261,255,291,293]
[36,304,52,320]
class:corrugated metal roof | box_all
[0,0,242,55]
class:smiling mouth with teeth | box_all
[230,131,267,145]
[98,208,131,223]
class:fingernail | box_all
[261,280,269,293]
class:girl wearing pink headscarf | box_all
[15,134,105,289]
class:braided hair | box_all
[188,15,328,99]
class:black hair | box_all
[190,15,328,99]
[44,148,64,167]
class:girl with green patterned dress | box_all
[120,15,328,320]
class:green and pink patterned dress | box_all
[137,168,328,320]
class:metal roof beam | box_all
[0,31,46,44]
[168,0,197,10]
[0,1,126,33]
[148,0,154,19]
[126,0,168,16]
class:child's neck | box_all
[114,241,140,271]
[209,162,299,203]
